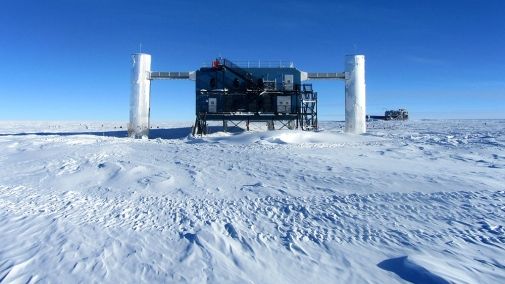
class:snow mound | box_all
[378,256,450,284]
[193,130,383,145]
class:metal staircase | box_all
[217,58,262,90]
[299,84,318,130]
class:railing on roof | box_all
[203,59,294,68]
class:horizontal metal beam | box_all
[307,72,346,80]
[150,71,192,80]
[151,70,345,80]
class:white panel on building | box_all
[284,74,294,91]
[277,96,291,113]
[208,98,217,113]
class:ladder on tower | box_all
[299,84,318,130]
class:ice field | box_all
[0,119,504,283]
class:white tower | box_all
[345,55,366,134]
[129,53,152,138]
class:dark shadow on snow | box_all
[0,126,245,140]
[377,256,450,284]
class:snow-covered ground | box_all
[0,120,504,283]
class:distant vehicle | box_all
[385,109,409,120]
[367,109,409,121]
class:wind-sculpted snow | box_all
[0,120,504,283]
[2,186,504,247]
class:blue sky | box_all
[0,0,504,121]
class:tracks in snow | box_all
[1,185,504,250]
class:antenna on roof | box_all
[139,43,142,53]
